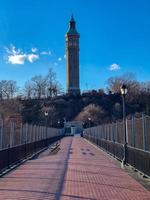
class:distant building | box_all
[65,15,80,95]
[64,121,83,136]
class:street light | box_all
[88,117,92,140]
[57,120,60,128]
[120,84,128,166]
[88,117,91,128]
[44,111,48,146]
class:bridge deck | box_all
[0,137,149,200]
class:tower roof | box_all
[66,15,79,35]
[70,14,75,22]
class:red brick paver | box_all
[0,136,149,200]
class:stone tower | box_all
[66,15,80,95]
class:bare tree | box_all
[0,80,18,99]
[52,81,64,97]
[7,80,19,99]
[140,81,150,93]
[76,104,107,125]
[46,68,63,97]
[23,68,62,99]
[24,81,34,99]
[46,68,56,97]
[107,73,140,95]
[31,75,47,99]
[1,80,9,99]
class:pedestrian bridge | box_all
[0,136,149,200]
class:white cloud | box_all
[27,54,39,63]
[31,48,38,53]
[5,45,26,64]
[109,63,120,71]
[8,54,27,65]
[41,51,51,55]
[58,57,62,61]
[64,54,66,59]
[5,45,20,55]
[5,45,40,65]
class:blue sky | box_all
[0,0,150,91]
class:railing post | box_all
[20,123,23,145]
[25,123,28,144]
[142,114,147,151]
[7,144,10,169]
[10,122,12,147]
[13,122,16,146]
[24,140,27,159]
[110,124,112,141]
[100,126,102,147]
[34,125,36,152]
[0,120,3,149]
[97,126,99,144]
[94,128,96,144]
[29,125,32,143]
[126,119,128,144]
[116,122,118,143]
[32,125,34,142]
[37,125,39,141]
[34,125,36,142]
[107,125,109,141]
[10,122,15,147]
[113,123,115,157]
[22,124,25,144]
[131,116,135,147]
[97,126,99,145]
[35,125,37,142]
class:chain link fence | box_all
[0,120,62,150]
[0,120,64,173]
[84,114,150,176]
[84,114,150,152]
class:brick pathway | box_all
[0,136,149,200]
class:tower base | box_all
[67,88,80,96]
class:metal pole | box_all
[7,144,10,168]
[10,122,13,147]
[89,120,91,141]
[0,120,3,149]
[131,116,135,147]
[25,123,28,144]
[113,123,115,157]
[45,117,48,146]
[20,123,23,145]
[122,94,127,165]
[142,114,147,151]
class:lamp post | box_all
[57,120,60,128]
[44,111,48,146]
[88,117,91,128]
[120,84,128,166]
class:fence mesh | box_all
[134,117,143,149]
[84,114,150,152]
[0,120,62,150]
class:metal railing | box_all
[0,120,63,149]
[0,120,64,173]
[84,114,150,176]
